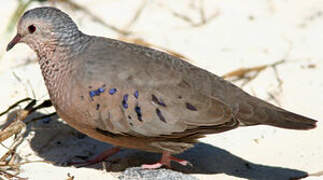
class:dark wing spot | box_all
[122,102,128,109]
[158,99,166,107]
[135,105,142,122]
[152,94,158,104]
[156,108,166,123]
[98,88,105,93]
[96,104,100,110]
[152,94,166,107]
[128,115,132,119]
[89,89,100,98]
[109,88,117,95]
[122,94,129,109]
[89,88,105,99]
[89,91,96,98]
[186,102,197,111]
[134,90,139,99]
[124,94,128,101]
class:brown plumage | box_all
[7,7,317,168]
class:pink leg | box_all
[68,147,120,167]
[141,151,192,169]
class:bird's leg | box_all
[68,147,120,167]
[141,151,192,169]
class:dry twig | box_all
[0,169,27,180]
[0,98,55,179]
[123,0,148,30]
[159,0,219,27]
[222,59,285,87]
[58,0,130,35]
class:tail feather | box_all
[265,109,317,130]
[238,98,318,130]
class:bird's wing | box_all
[72,37,238,139]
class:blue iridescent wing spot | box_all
[109,88,117,95]
[134,90,139,99]
[122,94,129,109]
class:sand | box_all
[0,0,322,179]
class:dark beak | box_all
[7,34,22,51]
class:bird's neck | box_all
[36,32,91,60]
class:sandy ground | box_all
[0,0,322,179]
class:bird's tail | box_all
[264,108,317,130]
[238,98,317,130]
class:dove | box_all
[7,7,317,169]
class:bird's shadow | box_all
[23,113,307,180]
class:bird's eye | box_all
[28,25,36,34]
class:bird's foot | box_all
[141,162,164,169]
[68,147,120,167]
[141,151,192,169]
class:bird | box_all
[7,7,317,169]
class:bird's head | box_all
[7,7,80,53]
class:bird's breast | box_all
[39,56,75,109]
